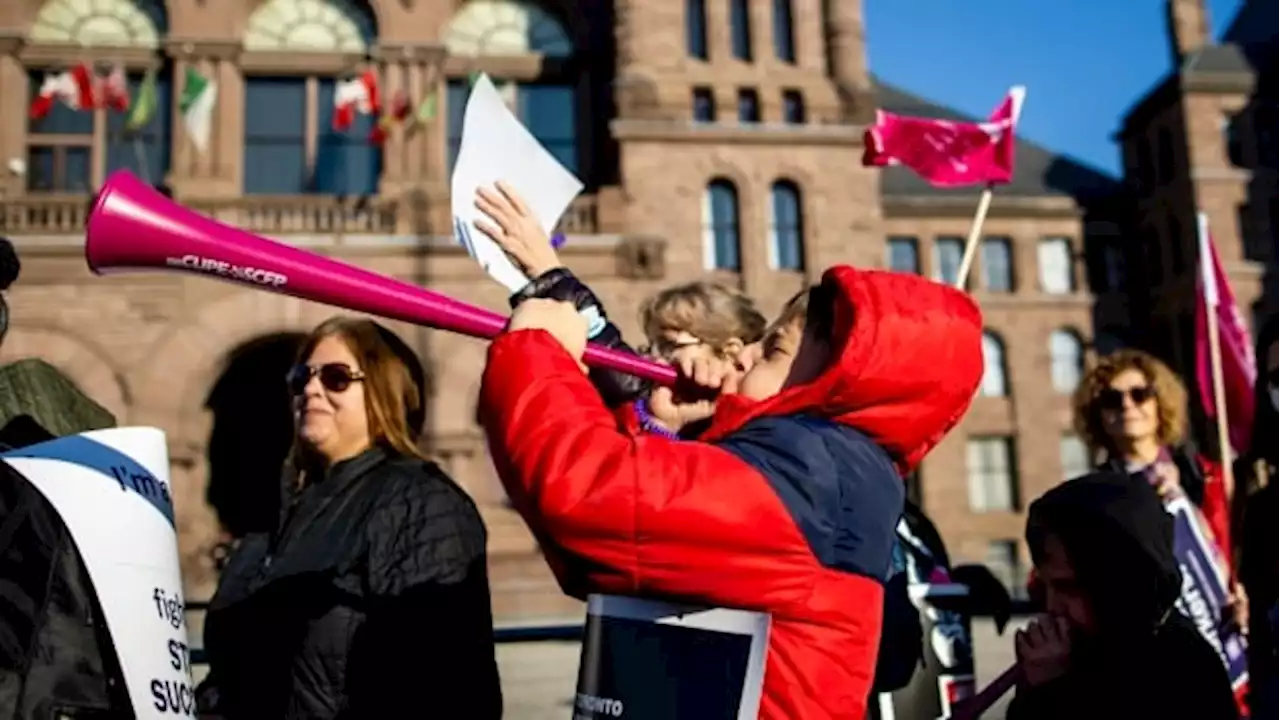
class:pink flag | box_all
[864,86,1025,188]
[1194,214,1256,455]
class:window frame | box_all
[703,178,742,271]
[768,179,804,271]
[886,235,920,274]
[980,235,1014,292]
[1037,236,1075,294]
[966,436,1019,513]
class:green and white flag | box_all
[178,66,217,153]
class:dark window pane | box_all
[315,78,381,195]
[26,146,54,192]
[105,70,173,186]
[770,181,804,270]
[686,0,708,59]
[243,77,307,194]
[447,79,471,173]
[520,84,578,175]
[692,87,715,122]
[729,0,752,61]
[737,89,759,123]
[888,236,920,274]
[772,0,795,62]
[708,180,740,270]
[782,90,805,124]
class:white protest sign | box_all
[2,427,195,717]
[450,73,584,293]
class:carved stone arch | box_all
[136,292,333,445]
[243,0,377,52]
[0,326,132,422]
[443,0,573,57]
[27,0,168,48]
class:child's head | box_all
[640,282,766,371]
[1025,472,1180,640]
[736,282,839,401]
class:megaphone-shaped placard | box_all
[2,428,195,717]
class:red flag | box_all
[28,63,96,119]
[1194,213,1256,455]
[368,89,411,146]
[864,86,1025,188]
[332,69,381,132]
[100,63,130,113]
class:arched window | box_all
[772,0,795,63]
[703,179,741,271]
[1049,329,1084,394]
[444,1,578,175]
[241,0,379,195]
[686,0,708,59]
[981,331,1008,397]
[25,0,170,192]
[769,180,804,270]
[729,0,752,61]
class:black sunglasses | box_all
[1099,385,1155,411]
[286,363,366,395]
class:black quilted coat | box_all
[198,446,502,719]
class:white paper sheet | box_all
[450,74,584,292]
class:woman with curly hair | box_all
[1071,349,1235,557]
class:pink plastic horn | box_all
[84,170,678,386]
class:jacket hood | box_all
[700,265,983,473]
[1026,472,1181,635]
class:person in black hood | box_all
[1007,472,1238,720]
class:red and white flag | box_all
[332,69,381,132]
[864,86,1026,187]
[100,63,130,113]
[29,63,97,119]
[1194,213,1257,455]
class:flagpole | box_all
[953,184,994,289]
[1197,212,1235,501]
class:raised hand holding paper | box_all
[450,74,583,292]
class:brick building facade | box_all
[0,0,1264,622]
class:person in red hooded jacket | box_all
[478,265,982,720]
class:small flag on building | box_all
[369,89,411,146]
[101,63,130,113]
[179,66,218,153]
[125,68,158,131]
[333,69,380,132]
[29,63,96,119]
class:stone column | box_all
[0,34,28,198]
[165,41,242,198]
[825,0,873,124]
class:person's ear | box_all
[719,337,745,359]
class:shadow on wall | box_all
[204,332,306,539]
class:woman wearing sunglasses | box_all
[197,317,501,720]
[1073,349,1233,552]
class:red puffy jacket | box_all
[479,266,984,719]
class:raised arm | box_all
[479,328,815,611]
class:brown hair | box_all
[771,281,838,343]
[289,317,430,484]
[1072,349,1188,455]
[640,282,767,355]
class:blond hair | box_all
[639,282,767,353]
[1072,349,1188,455]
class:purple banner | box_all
[1167,498,1249,691]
